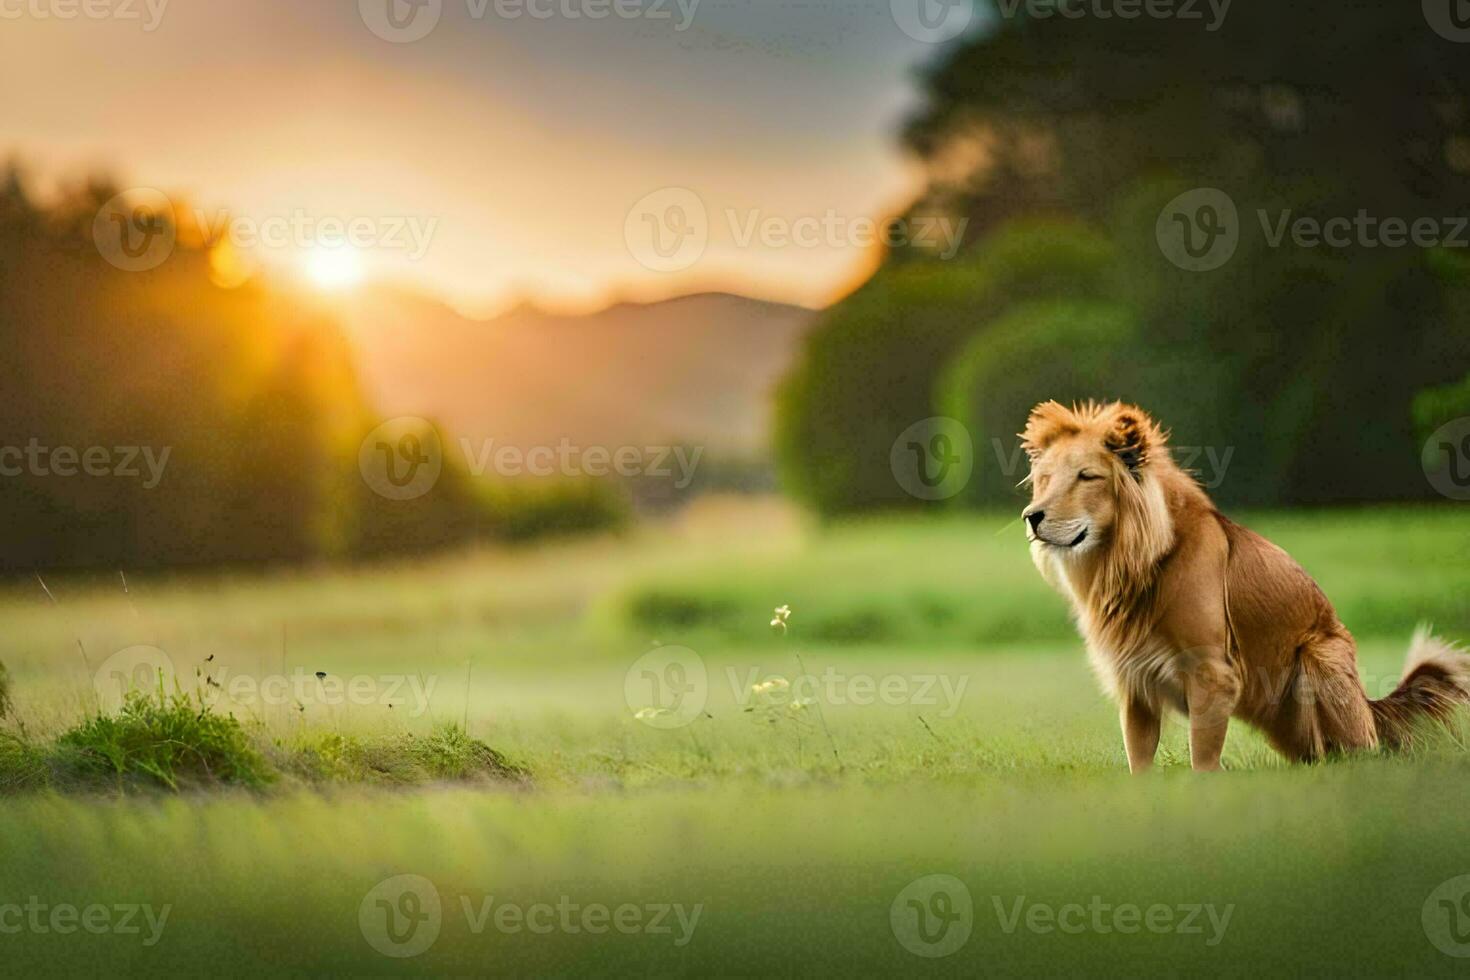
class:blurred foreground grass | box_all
[0,499,1467,974]
[6,751,1470,975]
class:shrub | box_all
[1414,373,1470,441]
[936,300,1142,507]
[485,478,629,544]
[774,219,1115,516]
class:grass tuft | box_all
[56,689,272,791]
[274,724,529,787]
[411,723,529,782]
[0,660,13,721]
[0,731,49,793]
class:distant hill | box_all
[340,288,817,453]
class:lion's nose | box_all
[1025,510,1045,533]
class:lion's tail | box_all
[1369,627,1470,749]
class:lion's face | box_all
[1019,401,1164,557]
[1023,434,1119,554]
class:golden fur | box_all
[1021,400,1470,771]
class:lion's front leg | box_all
[1184,658,1240,772]
[1121,697,1160,774]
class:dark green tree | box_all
[779,2,1470,511]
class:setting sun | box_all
[303,247,364,291]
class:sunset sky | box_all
[1,1,979,314]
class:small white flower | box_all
[770,604,792,635]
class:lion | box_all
[1020,399,1470,771]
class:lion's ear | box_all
[1104,405,1164,473]
[1020,401,1077,461]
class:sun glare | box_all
[303,247,365,291]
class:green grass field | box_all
[1,500,1468,975]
